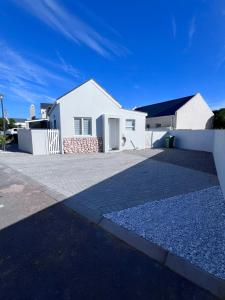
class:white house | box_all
[135,93,214,130]
[40,103,53,119]
[49,79,147,153]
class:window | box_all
[83,118,92,135]
[74,117,92,135]
[74,118,82,135]
[53,119,57,129]
[125,119,135,130]
[155,123,161,128]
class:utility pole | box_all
[0,94,6,151]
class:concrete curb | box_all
[166,253,225,299]
[99,217,167,263]
[98,217,225,299]
[64,199,103,224]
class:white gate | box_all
[47,129,60,154]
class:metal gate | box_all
[47,129,60,154]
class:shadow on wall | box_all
[145,131,168,148]
[96,115,103,137]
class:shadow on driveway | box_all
[0,202,216,300]
[0,149,218,299]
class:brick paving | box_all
[0,149,218,217]
[0,164,216,300]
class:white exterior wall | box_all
[49,105,60,130]
[146,115,176,129]
[41,108,47,119]
[51,80,146,153]
[103,110,146,152]
[176,93,214,129]
[213,130,225,198]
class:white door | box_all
[108,118,119,150]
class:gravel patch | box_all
[104,186,225,280]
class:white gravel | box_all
[104,186,225,280]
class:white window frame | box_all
[74,117,92,136]
[125,119,136,131]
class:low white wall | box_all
[145,130,167,148]
[18,129,33,153]
[169,130,214,152]
[18,129,49,155]
[213,130,225,197]
[31,130,49,155]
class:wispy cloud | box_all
[56,52,81,78]
[172,17,176,39]
[9,87,55,104]
[0,42,64,88]
[0,42,81,107]
[13,0,129,58]
[188,16,196,48]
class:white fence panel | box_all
[47,129,60,154]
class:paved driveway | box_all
[0,166,216,300]
[0,148,218,218]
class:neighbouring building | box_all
[14,118,27,128]
[135,93,214,130]
[49,79,147,153]
[25,103,52,129]
[40,103,53,119]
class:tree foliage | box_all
[0,118,16,131]
[213,109,225,129]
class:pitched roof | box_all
[135,95,195,117]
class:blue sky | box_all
[0,0,225,119]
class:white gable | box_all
[57,79,122,109]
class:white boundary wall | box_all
[18,129,33,153]
[213,130,225,197]
[18,129,60,155]
[169,130,214,152]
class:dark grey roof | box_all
[13,118,27,122]
[135,95,195,117]
[40,103,53,109]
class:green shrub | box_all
[0,135,6,146]
[213,109,225,129]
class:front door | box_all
[108,118,119,150]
